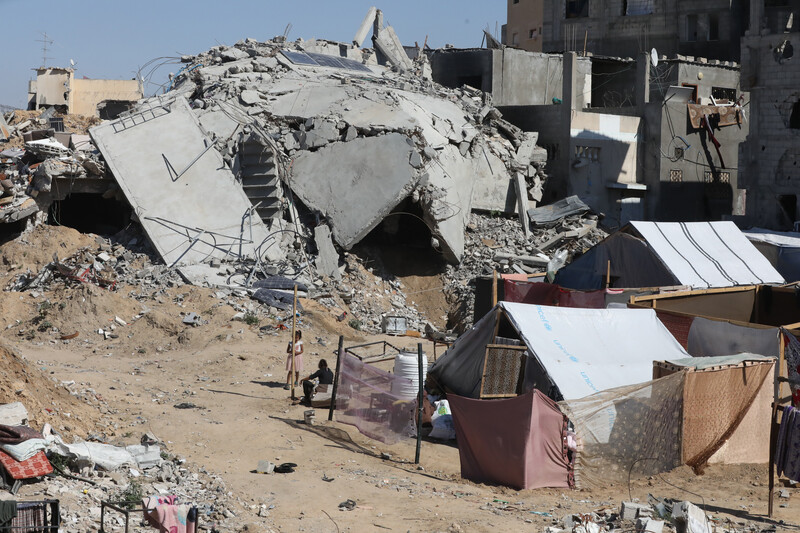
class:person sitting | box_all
[300,359,334,405]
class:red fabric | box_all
[503,280,605,309]
[449,390,571,489]
[0,450,52,479]
[653,310,694,349]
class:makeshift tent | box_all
[428,302,691,401]
[653,354,775,467]
[745,228,800,283]
[449,390,572,490]
[559,371,685,489]
[555,221,784,290]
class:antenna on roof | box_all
[283,23,292,40]
[36,32,54,68]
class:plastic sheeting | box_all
[555,232,678,290]
[631,221,784,288]
[334,352,417,444]
[559,371,685,489]
[746,229,800,283]
[449,390,572,490]
[686,317,779,357]
[527,195,590,227]
[430,303,691,401]
[504,303,690,400]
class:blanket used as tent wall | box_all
[449,390,572,489]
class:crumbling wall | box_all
[739,31,800,229]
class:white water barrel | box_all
[391,352,427,399]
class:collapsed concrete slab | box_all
[291,133,415,248]
[90,96,279,266]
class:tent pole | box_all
[290,285,298,401]
[328,335,344,421]
[768,401,779,517]
[606,260,611,288]
[492,270,498,307]
[415,342,424,464]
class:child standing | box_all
[285,330,304,390]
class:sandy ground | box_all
[0,226,797,532]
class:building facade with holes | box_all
[539,0,748,62]
[739,1,800,230]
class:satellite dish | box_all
[650,48,659,67]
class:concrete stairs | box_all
[238,133,283,222]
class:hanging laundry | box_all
[781,329,800,406]
[775,406,800,482]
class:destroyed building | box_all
[27,66,143,118]
[739,1,800,230]
[539,0,748,62]
[2,8,570,335]
[502,0,545,51]
[433,44,748,228]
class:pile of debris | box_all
[0,108,110,226]
[444,208,607,331]
[545,497,769,533]
[76,9,548,329]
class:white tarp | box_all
[744,228,800,248]
[631,221,784,288]
[503,302,690,400]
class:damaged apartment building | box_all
[740,1,800,230]
[432,23,748,228]
[27,66,143,118]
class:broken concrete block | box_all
[240,90,261,106]
[220,47,249,62]
[344,126,357,142]
[314,224,341,280]
[514,172,531,240]
[671,502,710,533]
[636,518,664,533]
[291,133,415,249]
[90,96,278,266]
[409,151,423,168]
[256,460,275,474]
[515,132,540,165]
[458,141,470,156]
[125,444,162,469]
[620,501,650,521]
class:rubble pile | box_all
[443,212,608,331]
[83,19,549,324]
[0,108,110,226]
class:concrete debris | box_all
[4,14,554,336]
[90,96,280,267]
[314,224,341,280]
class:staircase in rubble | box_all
[238,133,283,223]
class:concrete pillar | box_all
[562,52,577,112]
[353,6,377,47]
[750,0,763,34]
[636,52,650,111]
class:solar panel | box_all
[280,49,373,73]
[309,53,373,73]
[280,50,317,66]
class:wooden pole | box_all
[606,260,611,288]
[492,270,498,307]
[777,332,786,403]
[290,285,298,400]
[768,401,780,517]
[415,342,424,464]
[328,335,344,421]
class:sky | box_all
[0,0,506,109]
